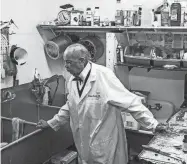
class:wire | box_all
[49,76,59,105]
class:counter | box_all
[139,108,187,164]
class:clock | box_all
[57,10,71,25]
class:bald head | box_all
[63,43,90,76]
[64,43,90,62]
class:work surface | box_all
[139,108,187,164]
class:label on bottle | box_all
[93,16,100,26]
[161,11,169,26]
[171,9,178,21]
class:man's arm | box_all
[103,70,158,130]
[37,102,70,131]
[47,102,70,131]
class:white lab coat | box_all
[48,62,158,164]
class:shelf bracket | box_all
[128,66,133,71]
[49,27,57,37]
[147,68,151,72]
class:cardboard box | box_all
[51,150,78,164]
[122,112,140,130]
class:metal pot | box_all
[10,45,28,65]
[44,34,72,60]
[79,36,104,62]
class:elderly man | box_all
[37,43,164,164]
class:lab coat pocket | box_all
[85,100,103,119]
[90,137,114,163]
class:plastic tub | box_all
[124,55,151,66]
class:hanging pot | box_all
[10,45,28,65]
[79,36,104,62]
[44,34,72,60]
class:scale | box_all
[57,4,74,25]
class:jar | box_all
[183,135,187,153]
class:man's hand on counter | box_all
[154,123,167,133]
[36,119,50,129]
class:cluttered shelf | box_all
[37,24,187,33]
[116,62,187,72]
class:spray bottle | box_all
[170,0,181,26]
[161,0,170,26]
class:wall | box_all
[1,0,186,109]
[115,66,186,109]
[1,0,164,88]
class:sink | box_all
[1,101,74,164]
[1,101,61,123]
[147,99,175,123]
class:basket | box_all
[44,34,72,60]
[152,58,181,67]
[124,55,151,66]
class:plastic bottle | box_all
[116,45,121,63]
[170,0,181,26]
[115,10,124,26]
[183,135,187,153]
[120,45,124,63]
[136,7,142,26]
[161,0,170,26]
[86,7,92,26]
[116,45,124,63]
[93,7,100,26]
[184,6,187,27]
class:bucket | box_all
[44,34,72,60]
[79,36,104,62]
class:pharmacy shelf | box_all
[116,63,187,72]
[37,24,187,33]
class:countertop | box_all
[139,108,187,164]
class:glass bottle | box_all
[93,7,100,26]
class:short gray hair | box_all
[64,43,91,60]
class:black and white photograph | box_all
[1,0,187,163]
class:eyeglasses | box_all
[65,58,84,65]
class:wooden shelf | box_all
[116,63,187,72]
[37,24,187,33]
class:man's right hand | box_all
[36,119,50,129]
